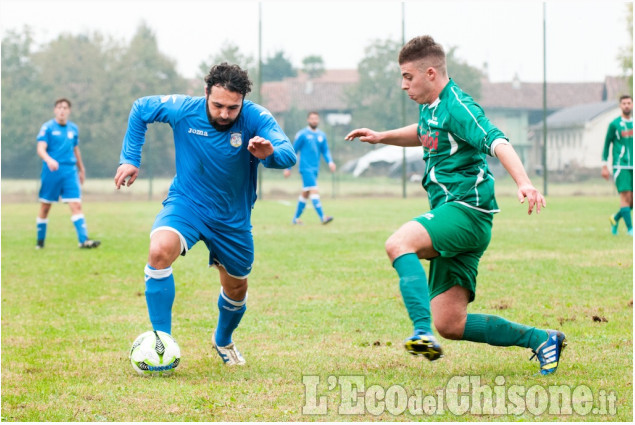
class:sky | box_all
[0,0,631,83]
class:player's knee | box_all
[434,319,463,340]
[222,279,248,301]
[148,239,180,269]
[385,234,404,260]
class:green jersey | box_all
[602,115,633,169]
[417,79,508,214]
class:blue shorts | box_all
[39,165,81,203]
[151,197,254,278]
[300,170,319,190]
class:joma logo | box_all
[188,128,208,136]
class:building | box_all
[530,101,620,176]
[259,70,630,176]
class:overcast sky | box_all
[0,0,631,83]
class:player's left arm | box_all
[495,143,545,215]
[248,109,296,169]
[73,146,86,185]
[451,98,544,214]
[320,132,336,172]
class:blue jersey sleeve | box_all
[119,95,186,167]
[246,105,296,169]
[319,130,333,164]
[36,123,49,144]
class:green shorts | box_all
[413,202,493,303]
[614,168,633,193]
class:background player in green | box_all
[346,35,566,375]
[602,94,633,236]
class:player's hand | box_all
[78,168,86,185]
[114,163,139,189]
[517,183,546,215]
[248,136,274,159]
[46,158,59,172]
[283,169,291,178]
[329,162,336,172]
[345,128,381,144]
[601,165,610,181]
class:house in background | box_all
[261,69,357,129]
[529,101,620,177]
[259,70,629,176]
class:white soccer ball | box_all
[129,330,181,376]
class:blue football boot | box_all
[404,330,443,361]
[530,330,566,375]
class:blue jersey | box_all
[120,95,296,231]
[293,127,332,173]
[36,119,79,166]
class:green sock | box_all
[621,207,632,230]
[463,313,548,351]
[393,253,432,333]
[613,209,623,223]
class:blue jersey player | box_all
[114,63,296,366]
[36,98,100,249]
[284,111,336,224]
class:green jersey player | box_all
[346,35,565,375]
[602,95,633,236]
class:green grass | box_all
[1,194,632,421]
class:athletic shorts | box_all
[413,202,493,302]
[300,170,318,191]
[38,165,81,203]
[614,168,633,193]
[151,196,254,279]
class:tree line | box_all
[1,24,488,179]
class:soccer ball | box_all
[129,330,181,376]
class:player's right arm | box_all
[36,141,59,171]
[345,124,419,146]
[601,121,616,180]
[116,95,184,188]
[36,123,59,171]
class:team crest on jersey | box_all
[230,132,242,147]
[67,131,75,139]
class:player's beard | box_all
[206,104,242,132]
[309,123,318,130]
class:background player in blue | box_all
[114,63,296,366]
[36,98,101,249]
[284,111,336,224]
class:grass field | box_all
[1,190,633,421]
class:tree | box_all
[1,28,51,178]
[345,37,483,133]
[262,50,296,82]
[345,38,416,133]
[446,47,482,100]
[199,42,260,101]
[114,23,187,180]
[302,55,325,79]
[1,24,187,179]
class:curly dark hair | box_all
[398,35,446,75]
[204,62,252,97]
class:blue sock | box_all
[293,196,307,221]
[215,288,247,347]
[144,264,175,334]
[36,217,48,242]
[621,206,632,230]
[71,214,88,243]
[310,194,324,221]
